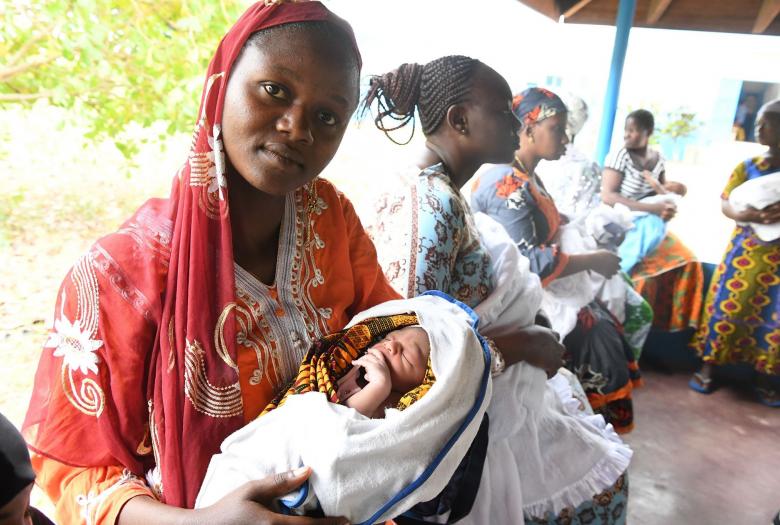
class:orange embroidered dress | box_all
[23,3,398,522]
[28,178,398,524]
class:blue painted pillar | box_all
[595,0,637,166]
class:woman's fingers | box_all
[244,466,312,504]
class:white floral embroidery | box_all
[46,313,103,375]
[78,469,147,525]
[145,466,163,499]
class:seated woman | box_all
[21,3,420,524]
[368,57,631,525]
[691,99,780,405]
[601,109,704,332]
[196,295,491,524]
[469,87,643,434]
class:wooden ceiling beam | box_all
[753,0,780,33]
[563,0,594,19]
[646,0,674,25]
[518,0,560,20]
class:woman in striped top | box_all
[601,110,703,332]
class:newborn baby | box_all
[339,325,431,418]
[195,295,489,524]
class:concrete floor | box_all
[624,367,780,525]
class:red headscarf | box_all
[24,0,361,508]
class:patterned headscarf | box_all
[261,313,436,416]
[23,0,362,509]
[512,87,567,127]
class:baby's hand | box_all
[352,348,392,397]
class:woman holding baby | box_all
[601,109,704,333]
[23,3,397,523]
[690,99,780,405]
[21,2,579,523]
[465,88,643,434]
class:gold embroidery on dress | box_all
[136,424,152,456]
[227,181,334,393]
[77,469,147,525]
[183,339,243,418]
[233,288,281,385]
[166,317,176,373]
[47,253,106,417]
[214,303,241,372]
[297,180,330,336]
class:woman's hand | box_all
[586,250,621,278]
[641,170,666,194]
[648,201,677,221]
[195,467,348,525]
[740,202,780,224]
[492,325,565,378]
[118,467,348,525]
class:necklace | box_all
[515,156,532,176]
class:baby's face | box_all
[370,326,431,392]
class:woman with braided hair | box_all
[368,58,631,525]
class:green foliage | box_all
[1,0,249,150]
[659,108,701,144]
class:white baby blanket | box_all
[729,170,780,241]
[542,204,635,337]
[472,212,542,335]
[195,294,491,525]
[463,213,632,524]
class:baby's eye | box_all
[318,110,338,126]
[262,83,287,100]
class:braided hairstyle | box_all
[363,55,479,144]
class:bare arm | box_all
[344,387,386,418]
[491,324,565,378]
[556,251,621,279]
[118,468,347,525]
[601,168,676,220]
[601,168,659,212]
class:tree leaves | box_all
[1,0,248,154]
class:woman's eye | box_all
[318,111,338,126]
[262,84,287,100]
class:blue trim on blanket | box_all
[279,478,309,512]
[357,290,492,525]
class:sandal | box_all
[688,372,715,394]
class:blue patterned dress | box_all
[470,163,643,434]
[693,157,780,375]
